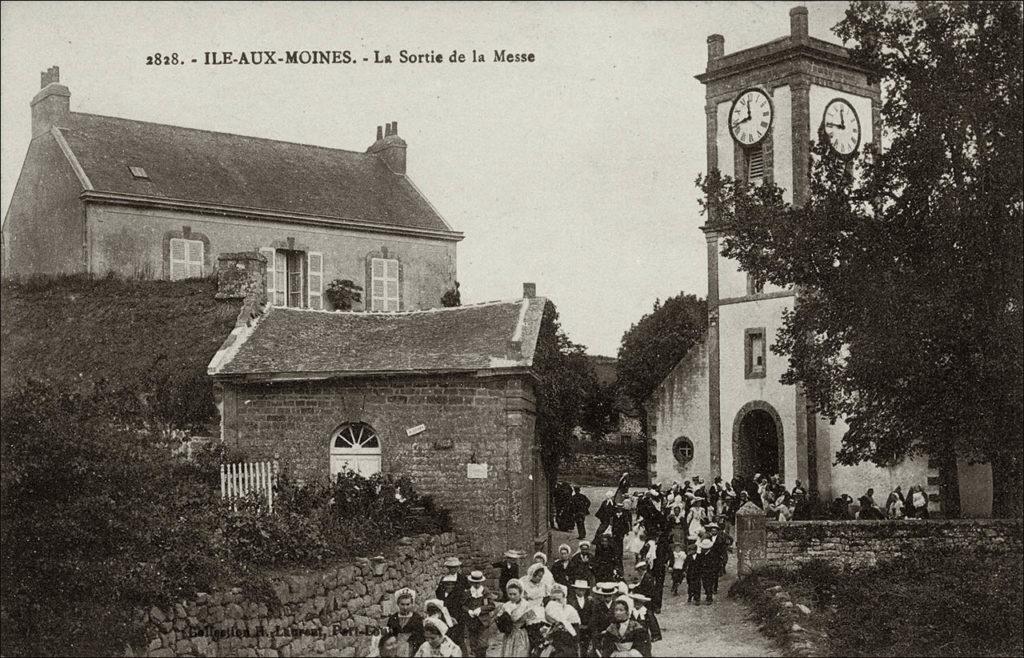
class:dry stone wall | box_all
[560,450,648,487]
[131,533,473,658]
[763,518,1023,570]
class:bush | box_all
[733,551,1024,657]
[220,469,452,568]
[0,380,225,656]
[1,379,453,655]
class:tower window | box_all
[745,328,767,379]
[746,145,765,184]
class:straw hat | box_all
[443,557,462,568]
[468,570,485,583]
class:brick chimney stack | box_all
[31,65,70,137]
[366,120,407,175]
[707,34,725,61]
[790,5,809,42]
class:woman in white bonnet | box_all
[414,616,462,657]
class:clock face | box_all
[822,98,861,156]
[729,88,772,146]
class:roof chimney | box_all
[790,5,809,41]
[367,120,407,175]
[31,65,70,137]
[523,282,536,299]
[707,34,725,61]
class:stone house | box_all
[208,268,552,558]
[2,66,462,313]
[646,7,992,516]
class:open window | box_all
[260,248,324,309]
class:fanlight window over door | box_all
[329,422,382,479]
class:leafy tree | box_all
[534,302,599,494]
[699,1,1022,516]
[617,293,708,432]
[324,279,363,311]
[441,281,462,307]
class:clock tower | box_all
[696,6,888,500]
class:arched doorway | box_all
[732,401,784,480]
[329,422,382,479]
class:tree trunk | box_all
[938,449,961,519]
[990,451,1024,519]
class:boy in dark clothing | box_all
[684,545,703,604]
[490,549,523,600]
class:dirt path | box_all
[552,486,779,657]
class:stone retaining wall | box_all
[763,518,1023,570]
[131,533,475,658]
[560,451,648,487]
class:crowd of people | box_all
[370,472,933,657]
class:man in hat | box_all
[461,570,494,656]
[436,557,469,640]
[609,503,633,568]
[568,579,598,657]
[700,524,727,602]
[589,582,618,647]
[570,485,591,540]
[491,550,523,600]
[684,543,703,604]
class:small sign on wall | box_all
[467,463,488,479]
[406,424,426,437]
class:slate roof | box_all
[209,297,547,379]
[56,112,458,235]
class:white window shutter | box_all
[259,248,276,302]
[307,252,323,310]
[274,251,287,307]
[186,240,204,278]
[371,258,386,311]
[385,259,400,311]
[169,238,187,281]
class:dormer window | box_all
[128,166,149,179]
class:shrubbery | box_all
[0,380,450,656]
[732,550,1024,656]
[221,469,451,567]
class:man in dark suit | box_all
[701,524,729,602]
[593,491,616,541]
[570,485,591,540]
[570,541,597,587]
[569,579,598,656]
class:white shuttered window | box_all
[307,252,323,310]
[259,248,288,307]
[371,258,400,312]
[170,238,203,280]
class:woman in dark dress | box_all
[597,596,651,657]
[386,587,426,657]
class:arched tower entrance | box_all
[732,401,784,480]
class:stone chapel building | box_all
[1,67,462,313]
[647,7,993,517]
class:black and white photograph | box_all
[1,1,1021,656]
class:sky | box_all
[0,1,850,356]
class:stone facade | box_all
[220,374,549,559]
[760,518,1024,571]
[129,533,472,658]
[85,204,457,312]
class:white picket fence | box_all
[221,461,278,513]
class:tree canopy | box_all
[699,1,1022,516]
[616,293,708,430]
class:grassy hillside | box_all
[1,275,240,429]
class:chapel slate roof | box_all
[56,112,456,234]
[210,297,547,379]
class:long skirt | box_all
[500,626,529,658]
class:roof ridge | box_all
[271,297,542,318]
[66,111,372,157]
